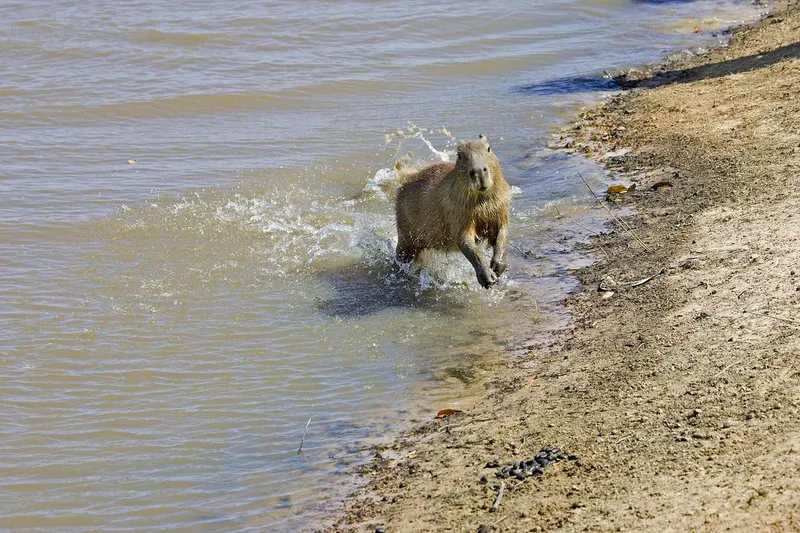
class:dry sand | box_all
[327,2,800,531]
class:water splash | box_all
[363,127,456,200]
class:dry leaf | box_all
[607,184,628,195]
[435,408,463,419]
[651,181,673,190]
[128,159,138,164]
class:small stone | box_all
[375,528,386,533]
[477,525,492,533]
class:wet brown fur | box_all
[395,136,510,288]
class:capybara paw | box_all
[490,259,507,277]
[478,269,498,289]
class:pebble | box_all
[477,525,492,533]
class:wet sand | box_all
[327,1,800,531]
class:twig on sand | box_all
[629,268,664,287]
[614,434,633,446]
[490,481,505,512]
[744,310,800,327]
[713,358,744,379]
[493,514,509,526]
[578,171,652,253]
[297,413,313,456]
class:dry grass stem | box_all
[578,171,652,253]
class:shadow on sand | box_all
[618,41,800,88]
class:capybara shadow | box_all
[315,264,420,318]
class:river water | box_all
[1,1,762,531]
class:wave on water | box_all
[130,28,238,47]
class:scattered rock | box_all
[488,446,575,481]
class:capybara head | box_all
[455,134,498,193]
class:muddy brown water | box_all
[0,1,762,531]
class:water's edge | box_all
[317,3,773,530]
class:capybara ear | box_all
[478,134,489,144]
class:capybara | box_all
[395,135,510,288]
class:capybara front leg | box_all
[490,226,508,277]
[396,234,419,264]
[459,233,497,289]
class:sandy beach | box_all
[328,1,800,531]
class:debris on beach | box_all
[485,446,577,481]
[650,180,674,191]
[435,408,463,419]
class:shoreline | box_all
[326,1,800,531]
